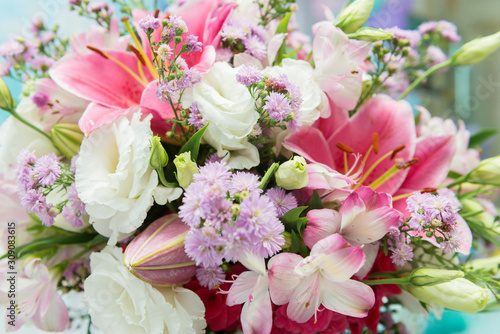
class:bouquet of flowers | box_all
[1,0,500,333]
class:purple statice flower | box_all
[0,59,14,77]
[437,187,461,209]
[162,28,176,43]
[168,15,188,33]
[187,102,204,129]
[229,171,262,196]
[418,20,461,43]
[87,2,108,12]
[265,187,297,217]
[220,21,246,41]
[264,92,292,122]
[237,193,278,237]
[156,80,175,102]
[249,23,267,42]
[390,242,414,267]
[196,266,226,289]
[427,195,457,223]
[177,68,201,90]
[155,44,172,62]
[68,182,86,214]
[440,235,463,253]
[205,153,223,164]
[19,189,47,214]
[16,150,37,191]
[33,153,61,187]
[184,226,224,267]
[408,212,429,231]
[243,34,267,60]
[193,161,232,190]
[179,182,208,227]
[252,219,285,258]
[221,225,250,263]
[62,206,84,228]
[70,155,79,174]
[32,92,49,108]
[38,31,56,45]
[201,197,233,229]
[406,192,433,214]
[183,34,202,53]
[138,15,162,32]
[425,46,448,68]
[236,65,263,86]
[0,39,24,58]
[386,27,422,47]
[287,108,303,132]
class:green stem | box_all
[258,163,279,190]
[446,172,470,189]
[8,109,54,143]
[398,59,453,100]
[361,277,411,286]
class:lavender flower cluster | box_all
[220,19,268,60]
[237,65,303,132]
[16,150,86,227]
[179,161,295,288]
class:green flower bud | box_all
[149,136,169,170]
[406,278,490,314]
[335,0,375,34]
[347,28,394,41]
[173,151,199,189]
[466,255,500,274]
[49,123,84,159]
[275,156,309,190]
[451,31,500,66]
[0,77,16,112]
[409,268,464,287]
[469,156,500,186]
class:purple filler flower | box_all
[196,266,226,289]
[265,187,297,217]
[183,34,202,53]
[264,92,292,122]
[236,65,263,86]
[138,15,162,32]
[33,153,61,187]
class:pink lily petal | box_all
[268,253,303,305]
[393,135,456,212]
[354,186,392,210]
[310,233,349,256]
[50,51,148,108]
[320,279,375,318]
[326,95,416,195]
[321,247,366,282]
[316,97,349,136]
[267,33,288,65]
[454,216,472,255]
[192,45,216,73]
[286,275,321,323]
[240,275,273,334]
[304,209,341,249]
[306,163,355,191]
[284,126,335,167]
[341,206,401,247]
[132,9,165,61]
[354,242,380,280]
[78,102,131,135]
[202,2,237,47]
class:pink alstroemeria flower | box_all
[225,253,273,334]
[285,95,457,212]
[268,234,375,324]
[0,259,69,332]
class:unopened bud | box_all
[347,28,394,41]
[451,31,500,66]
[0,77,16,112]
[50,123,84,159]
[275,156,309,190]
[173,151,199,189]
[149,136,168,170]
[409,268,464,287]
[335,0,375,34]
[469,156,500,186]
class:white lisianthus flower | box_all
[184,61,260,169]
[84,246,206,334]
[75,112,160,245]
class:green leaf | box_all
[447,171,463,179]
[291,230,300,253]
[0,233,99,260]
[259,163,279,190]
[281,206,308,224]
[273,12,293,65]
[281,206,308,233]
[179,123,209,161]
[469,128,500,148]
[311,190,323,210]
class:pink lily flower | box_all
[70,18,130,55]
[285,95,456,209]
[225,253,273,334]
[268,233,375,323]
[0,259,69,332]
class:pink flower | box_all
[0,259,70,332]
[268,234,375,323]
[226,254,273,334]
[304,186,401,248]
[70,18,130,55]
[311,22,371,112]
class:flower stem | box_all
[361,277,411,285]
[398,59,453,100]
[9,109,54,143]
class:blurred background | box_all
[1,0,499,333]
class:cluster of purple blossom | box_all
[69,1,113,26]
[237,65,303,132]
[16,150,86,228]
[179,160,297,288]
[219,19,268,61]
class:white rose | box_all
[0,98,58,180]
[84,246,206,334]
[75,111,159,245]
[263,58,325,125]
[186,61,260,169]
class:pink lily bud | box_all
[124,214,196,286]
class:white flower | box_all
[184,62,260,169]
[75,112,160,245]
[0,98,58,180]
[84,246,206,334]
